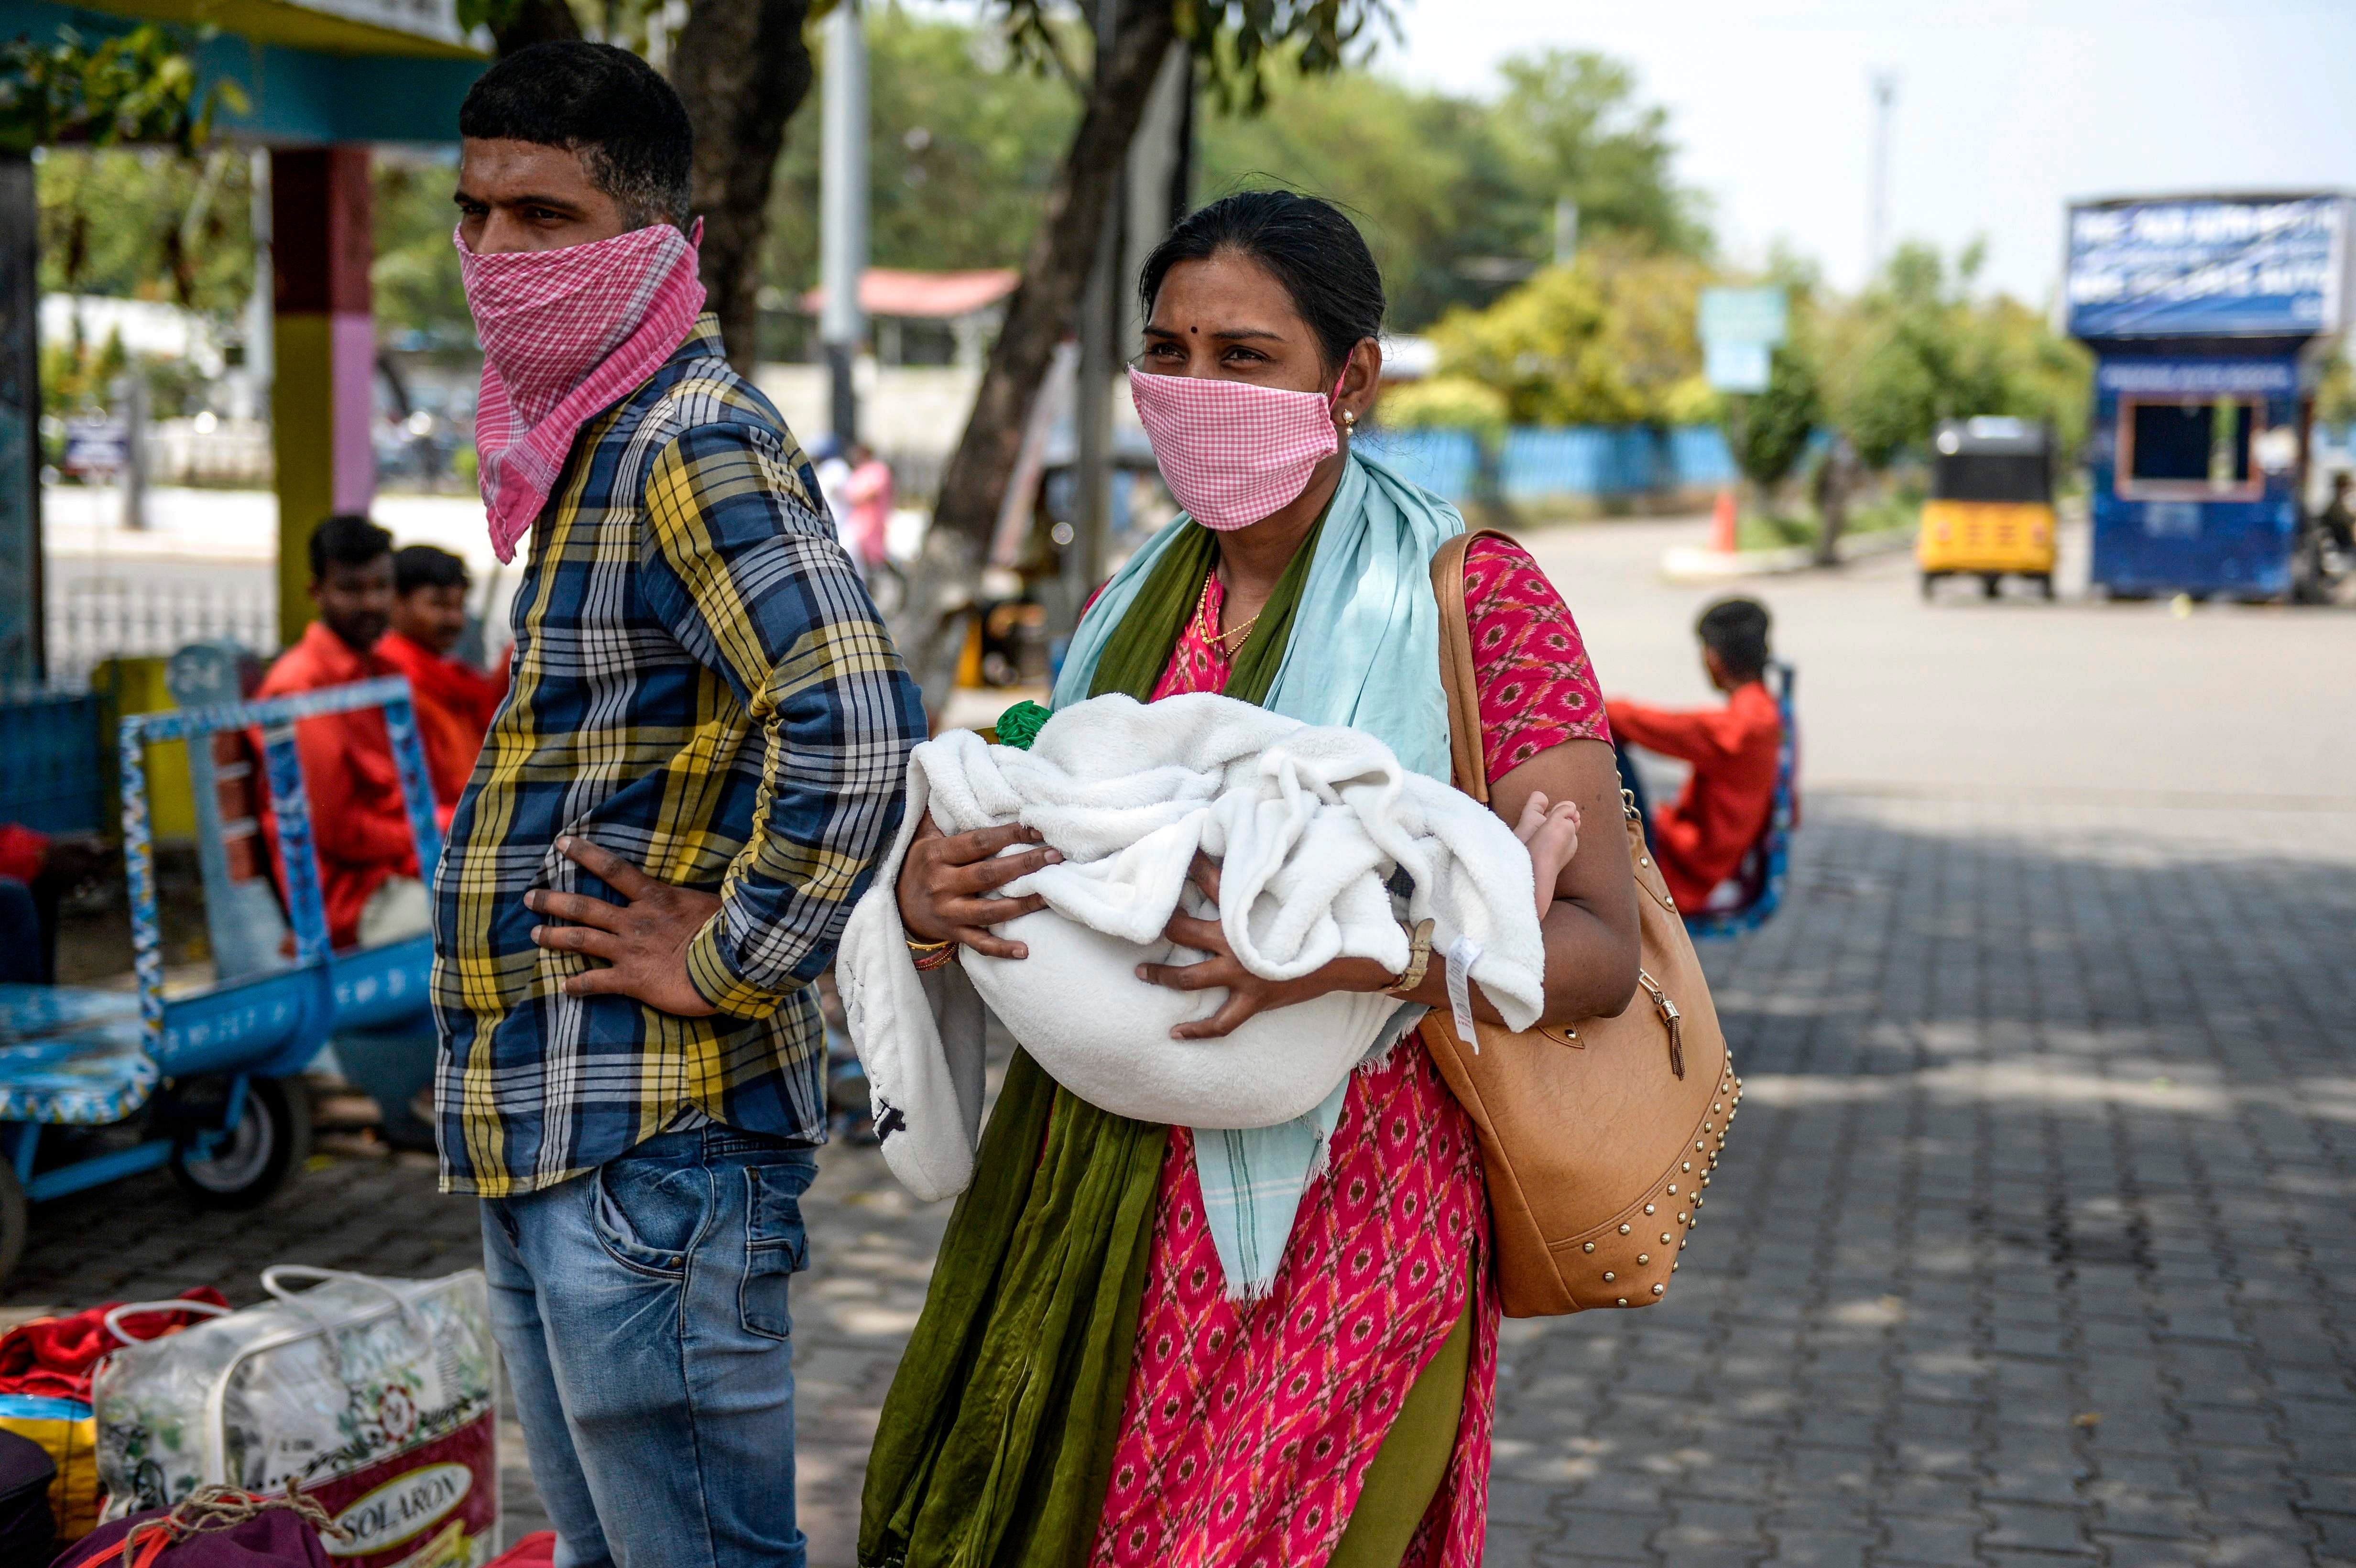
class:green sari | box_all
[857,519,1322,1568]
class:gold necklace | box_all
[1194,573,1260,652]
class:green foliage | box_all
[767,16,1707,335]
[1819,240,2090,467]
[1200,46,1706,329]
[373,156,473,347]
[1196,64,1523,331]
[39,147,254,312]
[40,327,124,421]
[1491,50,1708,260]
[2317,348,2356,428]
[1162,1,1394,114]
[1722,344,1820,491]
[1376,374,1506,440]
[453,0,523,31]
[765,9,1080,290]
[1423,242,1714,425]
[0,25,243,155]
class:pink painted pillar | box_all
[271,144,376,646]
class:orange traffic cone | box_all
[1710,488,1738,554]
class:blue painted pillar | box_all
[0,153,40,685]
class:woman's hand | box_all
[1136,854,1396,1039]
[895,814,1062,959]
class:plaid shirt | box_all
[433,316,923,1196]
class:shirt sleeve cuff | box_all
[685,916,792,1020]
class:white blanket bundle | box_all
[837,691,1548,1213]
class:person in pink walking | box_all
[843,441,893,572]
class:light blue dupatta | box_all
[1049,449,1466,1296]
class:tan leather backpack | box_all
[1419,531,1741,1317]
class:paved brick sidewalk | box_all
[14,789,2354,1566]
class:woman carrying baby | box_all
[864,190,1642,1568]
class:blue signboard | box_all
[2066,196,2349,339]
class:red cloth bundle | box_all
[0,1289,228,1404]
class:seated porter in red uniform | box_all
[378,544,505,810]
[252,515,422,949]
[1604,596,1781,911]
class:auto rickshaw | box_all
[1918,416,2058,599]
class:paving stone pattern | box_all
[16,789,2355,1567]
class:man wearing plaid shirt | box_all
[431,43,922,1568]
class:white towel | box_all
[838,691,1546,1207]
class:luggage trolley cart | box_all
[0,677,441,1281]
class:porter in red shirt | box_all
[1604,596,1783,911]
[252,517,417,950]
[382,544,505,809]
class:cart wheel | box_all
[2036,574,2056,601]
[1980,574,2002,599]
[1920,572,1940,601]
[170,1078,312,1210]
[0,1161,27,1286]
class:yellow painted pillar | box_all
[272,145,376,649]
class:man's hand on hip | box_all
[526,836,721,1017]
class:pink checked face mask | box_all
[455,220,707,562]
[1128,367,1345,531]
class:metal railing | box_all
[44,578,276,693]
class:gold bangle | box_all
[905,934,955,956]
[1386,919,1435,998]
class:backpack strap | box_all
[1429,529,1508,806]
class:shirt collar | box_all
[300,618,386,680]
[668,312,726,367]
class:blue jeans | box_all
[0,880,42,985]
[481,1126,817,1568]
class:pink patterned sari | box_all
[1090,537,1611,1567]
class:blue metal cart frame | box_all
[0,677,440,1272]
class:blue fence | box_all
[1501,426,1735,503]
[1363,424,1736,507]
[1357,428,1482,501]
[0,693,105,835]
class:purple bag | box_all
[54,1503,328,1568]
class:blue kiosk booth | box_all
[2065,192,2353,600]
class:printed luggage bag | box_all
[0,1424,55,1564]
[0,1392,98,1543]
[93,1268,499,1568]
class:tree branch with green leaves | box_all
[0,24,244,156]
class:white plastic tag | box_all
[1446,934,1484,1054]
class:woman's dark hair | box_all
[1138,190,1385,375]
[1696,597,1772,683]
[459,42,693,228]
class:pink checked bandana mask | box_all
[1128,367,1343,532]
[458,219,707,562]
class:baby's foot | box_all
[1517,792,1582,915]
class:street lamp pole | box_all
[1868,71,1897,277]
[820,0,868,446]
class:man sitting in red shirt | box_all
[377,545,505,813]
[253,515,426,951]
[1604,596,1783,914]
[0,826,107,984]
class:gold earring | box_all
[1341,409,1357,431]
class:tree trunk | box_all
[934,4,1176,551]
[905,0,1177,707]
[672,0,816,374]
